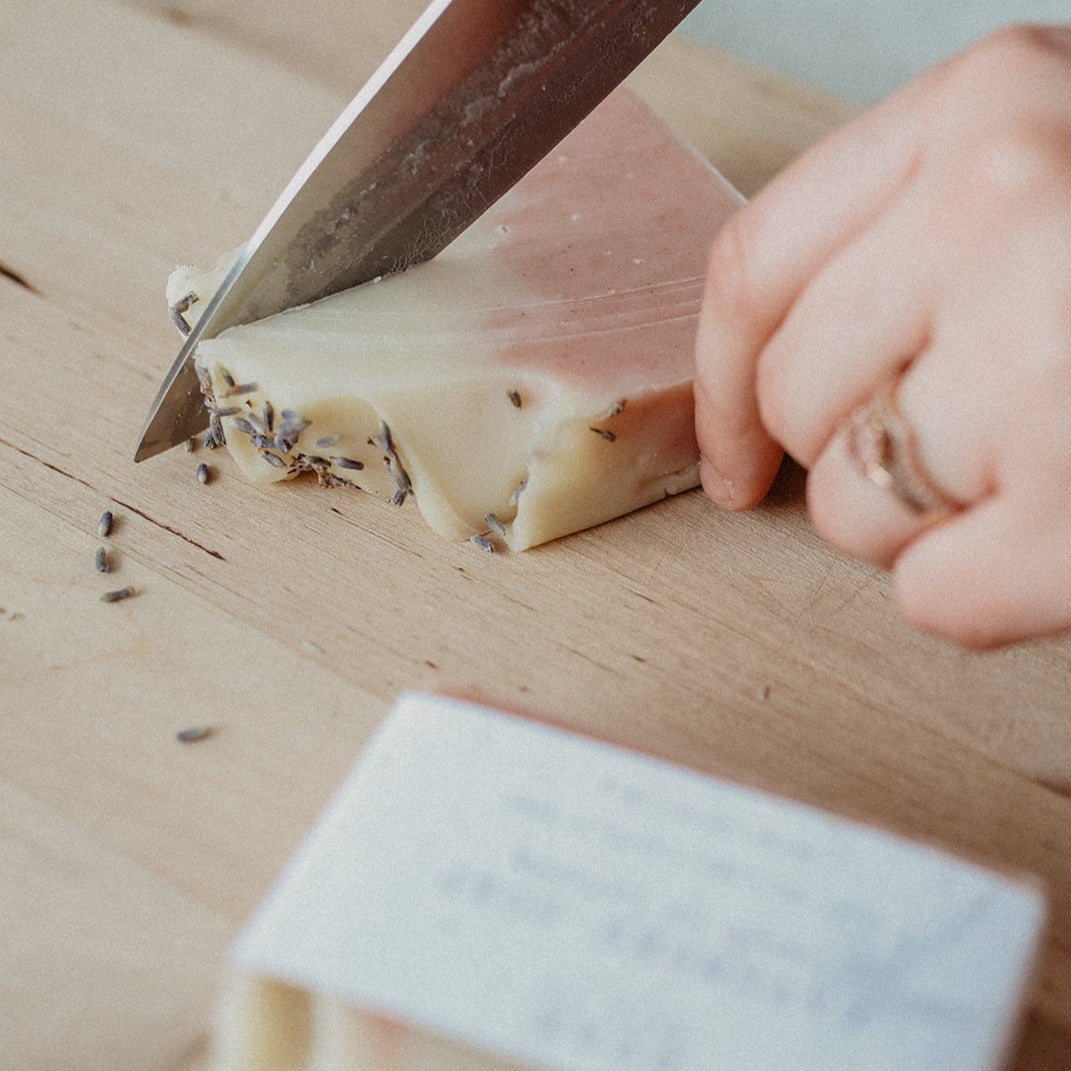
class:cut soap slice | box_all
[172,89,742,550]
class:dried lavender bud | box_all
[100,585,135,603]
[176,726,214,743]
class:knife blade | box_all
[134,0,703,461]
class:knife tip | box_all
[133,349,210,462]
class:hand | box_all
[694,25,1071,649]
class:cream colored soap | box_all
[212,976,531,1071]
[173,89,742,550]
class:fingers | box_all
[754,184,939,468]
[802,231,1071,645]
[804,346,970,569]
[694,24,1071,646]
[695,67,934,508]
[812,405,1071,648]
[894,494,1071,648]
[806,421,938,570]
[807,414,1071,649]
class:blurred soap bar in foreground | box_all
[213,692,1046,1071]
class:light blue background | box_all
[678,2,1069,103]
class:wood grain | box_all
[2,3,1069,1069]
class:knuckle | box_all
[961,120,1071,209]
[930,25,1070,135]
[922,24,1071,229]
[953,23,1058,87]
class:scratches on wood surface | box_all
[0,435,226,562]
[0,261,39,294]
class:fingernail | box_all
[700,457,736,509]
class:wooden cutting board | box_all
[1,3,1069,1069]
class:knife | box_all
[135,0,703,461]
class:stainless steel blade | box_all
[135,0,702,461]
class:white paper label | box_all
[235,692,1045,1071]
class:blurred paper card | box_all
[230,691,1045,1071]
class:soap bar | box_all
[212,974,533,1071]
[171,89,742,550]
[210,692,1045,1071]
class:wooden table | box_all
[2,3,1068,1069]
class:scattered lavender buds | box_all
[223,381,258,398]
[375,421,394,453]
[508,388,522,408]
[374,421,412,505]
[169,291,196,335]
[100,585,135,603]
[94,546,109,574]
[196,462,210,485]
[176,726,215,743]
[207,405,241,419]
[470,534,495,553]
[97,510,113,538]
